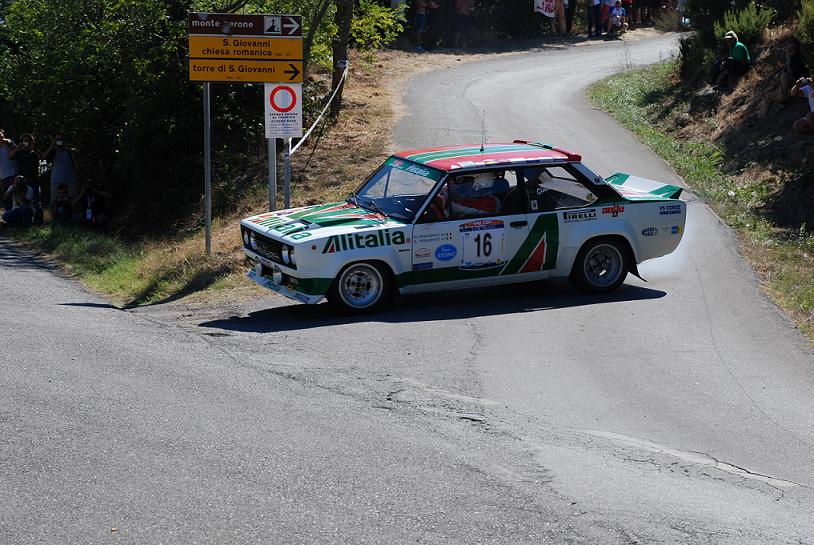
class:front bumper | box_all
[247,265,325,305]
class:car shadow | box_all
[199,280,666,334]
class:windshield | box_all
[352,157,444,222]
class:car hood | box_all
[605,172,684,201]
[241,201,407,241]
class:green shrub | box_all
[713,2,775,50]
[351,0,406,51]
[797,0,814,70]
[679,34,711,82]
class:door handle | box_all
[510,220,528,228]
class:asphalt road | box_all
[3,35,814,544]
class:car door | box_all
[409,169,530,290]
[515,164,602,277]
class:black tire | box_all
[327,261,393,314]
[569,237,629,294]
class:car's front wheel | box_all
[569,237,629,294]
[328,261,392,314]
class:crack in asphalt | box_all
[584,429,808,490]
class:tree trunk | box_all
[330,0,353,119]
[303,0,333,73]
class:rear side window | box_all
[525,166,598,211]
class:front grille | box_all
[254,234,283,264]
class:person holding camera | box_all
[44,134,78,206]
[1,175,34,227]
[0,129,19,211]
[790,76,814,135]
[73,184,111,229]
[9,133,43,222]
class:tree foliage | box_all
[797,0,814,70]
[0,0,404,234]
[713,2,775,48]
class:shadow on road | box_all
[0,234,54,271]
[199,280,666,334]
[59,302,121,310]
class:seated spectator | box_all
[51,183,74,224]
[1,175,34,227]
[607,1,628,34]
[790,76,814,135]
[710,31,751,88]
[73,184,112,229]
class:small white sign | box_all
[265,83,303,139]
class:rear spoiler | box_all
[605,172,683,199]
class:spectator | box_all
[790,76,814,135]
[600,0,616,35]
[414,0,428,52]
[710,31,751,88]
[564,0,575,34]
[51,183,74,224]
[607,1,628,34]
[454,0,475,48]
[44,134,78,206]
[0,130,19,211]
[586,0,602,37]
[73,184,112,229]
[1,176,33,227]
[8,133,43,223]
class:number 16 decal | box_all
[459,219,505,270]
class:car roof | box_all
[394,140,582,172]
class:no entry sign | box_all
[265,83,302,138]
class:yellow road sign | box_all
[189,59,303,83]
[189,36,303,60]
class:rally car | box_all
[240,141,686,313]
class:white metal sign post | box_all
[264,83,303,209]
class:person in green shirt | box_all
[710,30,751,87]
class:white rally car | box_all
[240,141,686,313]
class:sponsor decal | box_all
[459,219,505,233]
[562,209,597,223]
[413,262,433,271]
[671,225,681,235]
[322,229,407,254]
[602,204,625,217]
[293,292,310,303]
[659,204,682,215]
[415,232,453,243]
[641,227,658,237]
[415,248,431,259]
[290,232,311,240]
[435,244,457,261]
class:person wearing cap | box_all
[607,0,628,34]
[710,30,751,87]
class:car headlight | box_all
[289,246,296,266]
[249,231,257,250]
[242,230,250,246]
[281,245,291,264]
[271,265,283,285]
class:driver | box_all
[450,175,501,218]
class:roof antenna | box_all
[480,109,485,152]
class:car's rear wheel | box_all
[569,237,629,294]
[328,261,392,314]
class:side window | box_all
[526,166,597,211]
[448,170,517,220]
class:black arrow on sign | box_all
[284,64,300,80]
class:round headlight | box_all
[271,265,283,285]
[281,246,291,264]
[249,231,257,250]
[242,230,250,246]
[289,246,296,266]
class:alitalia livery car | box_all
[240,141,686,313]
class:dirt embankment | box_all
[677,27,814,232]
